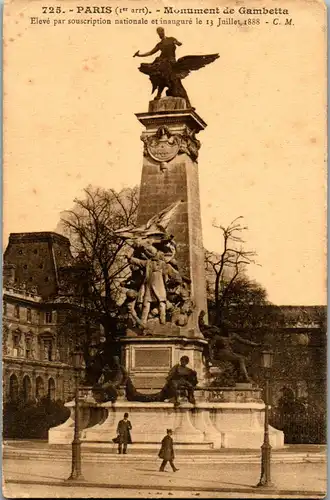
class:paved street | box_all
[3,484,325,499]
[3,440,327,462]
[3,451,327,498]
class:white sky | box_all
[3,0,327,305]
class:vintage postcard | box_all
[2,0,327,498]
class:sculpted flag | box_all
[115,201,182,242]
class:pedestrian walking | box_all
[116,412,132,454]
[158,429,179,472]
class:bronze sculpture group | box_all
[88,352,198,407]
[88,321,261,404]
[85,309,260,406]
[134,27,219,107]
[116,201,194,334]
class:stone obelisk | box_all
[136,98,208,331]
[121,97,209,391]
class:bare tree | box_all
[57,185,139,338]
[205,216,258,324]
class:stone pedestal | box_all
[148,97,188,112]
[48,393,284,449]
[121,334,207,391]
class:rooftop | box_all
[8,232,70,245]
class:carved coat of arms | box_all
[144,126,180,169]
[142,125,201,171]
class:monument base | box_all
[120,335,208,391]
[48,387,284,449]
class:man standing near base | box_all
[116,413,132,454]
[158,429,179,472]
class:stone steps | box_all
[85,441,213,450]
[3,449,326,464]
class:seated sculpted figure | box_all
[166,356,198,406]
[93,356,128,403]
[199,311,260,383]
[83,342,107,386]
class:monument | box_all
[49,29,284,449]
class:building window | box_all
[27,308,32,323]
[34,249,38,254]
[18,249,23,255]
[2,325,9,355]
[45,277,50,282]
[44,339,53,361]
[25,337,32,359]
[48,378,56,401]
[39,263,43,269]
[14,305,20,319]
[23,375,32,403]
[36,377,45,400]
[3,301,7,316]
[45,311,53,324]
[12,333,21,357]
[9,374,19,402]
[23,264,28,270]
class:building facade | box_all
[3,232,77,404]
[270,305,326,409]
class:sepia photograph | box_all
[2,0,327,497]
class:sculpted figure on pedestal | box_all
[93,356,128,403]
[83,341,108,386]
[120,268,146,330]
[128,249,176,326]
[165,356,198,406]
[133,27,219,107]
[125,355,198,406]
[199,311,260,383]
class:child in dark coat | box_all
[158,429,179,472]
